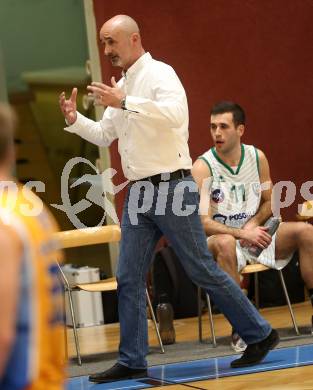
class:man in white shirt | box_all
[59,15,278,383]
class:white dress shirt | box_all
[65,52,192,180]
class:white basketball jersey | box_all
[200,144,261,228]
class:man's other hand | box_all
[87,77,125,108]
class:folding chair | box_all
[198,201,313,345]
[198,263,302,345]
[54,225,164,365]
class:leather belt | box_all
[132,169,191,186]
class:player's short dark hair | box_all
[210,101,245,127]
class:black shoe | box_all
[89,363,148,383]
[230,329,279,368]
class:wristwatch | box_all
[120,97,127,110]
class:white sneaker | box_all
[231,332,247,353]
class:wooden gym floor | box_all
[67,301,313,389]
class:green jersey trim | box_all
[198,157,213,176]
[254,146,260,176]
[211,144,245,175]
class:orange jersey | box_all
[0,184,66,390]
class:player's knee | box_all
[213,234,236,256]
[297,222,313,246]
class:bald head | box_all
[104,15,140,36]
[100,15,144,70]
[0,103,16,164]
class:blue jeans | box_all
[116,176,271,368]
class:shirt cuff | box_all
[123,96,141,114]
[64,112,86,133]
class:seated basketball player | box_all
[192,101,313,352]
[0,104,66,390]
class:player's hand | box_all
[240,226,272,249]
[59,88,78,125]
[87,77,125,108]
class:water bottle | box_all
[248,216,281,258]
[156,293,176,345]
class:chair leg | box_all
[278,270,300,335]
[66,287,82,365]
[62,286,69,362]
[206,293,217,347]
[56,261,82,365]
[145,289,165,353]
[198,288,217,347]
[198,287,203,342]
[254,272,260,309]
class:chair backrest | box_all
[53,226,121,292]
[53,225,121,250]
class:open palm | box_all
[59,87,78,125]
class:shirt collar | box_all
[122,52,152,79]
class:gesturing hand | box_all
[59,88,78,125]
[87,77,125,108]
